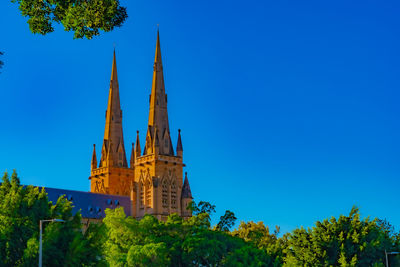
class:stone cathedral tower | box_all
[90,31,193,220]
[89,50,134,196]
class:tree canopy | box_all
[101,205,272,267]
[10,0,127,39]
[0,170,103,266]
[1,171,399,266]
[283,207,400,267]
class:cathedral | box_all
[45,31,193,223]
[89,31,192,220]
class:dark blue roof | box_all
[45,187,131,219]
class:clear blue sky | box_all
[0,0,399,234]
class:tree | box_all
[215,210,237,232]
[221,244,273,267]
[0,170,103,266]
[10,0,127,39]
[127,243,170,267]
[189,200,216,215]
[283,206,400,267]
[232,221,284,267]
[102,206,272,267]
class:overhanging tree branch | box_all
[10,0,128,39]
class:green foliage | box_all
[232,221,284,266]
[0,170,103,266]
[283,206,400,267]
[102,208,272,266]
[222,244,272,267]
[2,173,399,266]
[0,170,49,266]
[215,210,237,232]
[101,203,400,266]
[127,243,170,267]
[10,0,127,39]
[189,200,216,216]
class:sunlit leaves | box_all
[0,170,103,266]
[2,174,399,266]
[10,0,127,39]
[102,207,271,266]
[284,206,400,266]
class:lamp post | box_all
[39,219,65,267]
[385,250,400,267]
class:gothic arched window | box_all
[171,180,177,209]
[140,182,144,209]
[146,180,152,207]
[162,179,169,209]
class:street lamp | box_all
[385,250,400,267]
[39,219,65,267]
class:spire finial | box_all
[181,172,192,199]
[153,28,162,65]
[176,129,183,156]
[130,142,135,168]
[91,144,98,170]
[135,130,141,157]
[111,48,118,82]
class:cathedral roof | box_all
[45,187,131,219]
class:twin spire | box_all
[94,31,184,170]
[99,50,127,168]
[144,30,174,156]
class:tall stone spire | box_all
[90,50,135,197]
[100,50,128,167]
[144,30,174,156]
